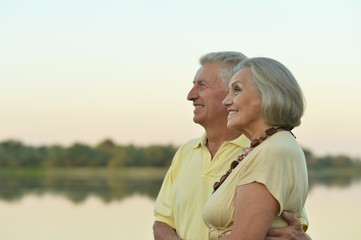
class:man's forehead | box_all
[194,66,220,83]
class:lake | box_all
[0,168,360,240]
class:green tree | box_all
[0,140,41,168]
[96,139,131,167]
[65,143,107,167]
[43,145,66,167]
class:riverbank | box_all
[0,167,169,180]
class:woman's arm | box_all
[227,182,279,240]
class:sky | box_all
[1,0,361,158]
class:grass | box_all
[308,167,361,178]
[1,166,359,181]
[0,167,169,180]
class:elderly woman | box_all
[202,57,309,240]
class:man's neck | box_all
[205,127,240,159]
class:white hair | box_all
[236,57,305,129]
[200,51,248,89]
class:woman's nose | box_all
[222,93,232,106]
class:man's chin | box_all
[193,117,204,125]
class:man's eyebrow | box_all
[193,79,207,84]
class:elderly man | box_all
[153,51,310,240]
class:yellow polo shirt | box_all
[154,134,250,240]
[154,133,309,240]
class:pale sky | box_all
[1,0,360,158]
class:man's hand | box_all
[265,211,311,240]
[153,221,182,240]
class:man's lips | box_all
[193,104,204,109]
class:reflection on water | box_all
[309,174,360,191]
[0,176,163,203]
[0,168,360,203]
[0,169,164,203]
[0,194,156,240]
[0,169,360,240]
[305,181,361,240]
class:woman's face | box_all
[222,68,263,133]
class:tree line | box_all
[0,139,360,170]
[0,139,176,168]
[302,149,361,171]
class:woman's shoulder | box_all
[257,131,304,160]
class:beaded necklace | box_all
[212,127,290,193]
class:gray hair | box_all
[236,57,305,129]
[199,51,247,90]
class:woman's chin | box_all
[227,121,245,133]
[227,122,238,130]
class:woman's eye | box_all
[233,86,241,92]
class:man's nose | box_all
[187,86,198,101]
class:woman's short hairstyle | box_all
[200,51,247,90]
[235,57,305,129]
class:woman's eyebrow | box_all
[229,81,241,88]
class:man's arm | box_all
[265,211,311,240]
[153,221,182,240]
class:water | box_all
[305,182,361,239]
[0,194,155,240]
[0,170,360,240]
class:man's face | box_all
[187,63,229,128]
